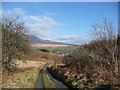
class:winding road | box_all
[36,63,68,89]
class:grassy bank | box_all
[2,66,43,88]
[48,66,120,89]
[43,69,57,89]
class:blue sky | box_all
[2,2,118,44]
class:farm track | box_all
[36,62,68,89]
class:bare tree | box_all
[117,22,120,75]
[2,15,28,36]
[91,18,119,73]
[2,16,31,73]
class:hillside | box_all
[26,35,71,45]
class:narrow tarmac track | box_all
[36,62,68,89]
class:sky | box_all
[2,2,118,44]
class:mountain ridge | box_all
[26,35,72,45]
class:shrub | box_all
[2,16,32,73]
[39,49,49,52]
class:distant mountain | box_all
[26,35,71,45]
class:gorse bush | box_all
[2,16,32,73]
[39,49,49,52]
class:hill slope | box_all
[26,35,71,45]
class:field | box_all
[31,44,71,48]
[36,45,79,56]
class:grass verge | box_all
[43,70,57,89]
[2,66,43,88]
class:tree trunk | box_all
[117,35,120,74]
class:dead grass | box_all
[15,60,44,68]
[1,50,48,88]
[1,49,60,88]
[2,64,44,88]
[2,66,45,88]
[32,49,61,61]
[43,71,57,89]
[30,57,48,62]
[31,44,70,48]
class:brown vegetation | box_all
[31,44,70,48]
[49,18,120,89]
[31,49,62,62]
[2,16,32,73]
[1,49,50,88]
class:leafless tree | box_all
[2,15,31,73]
[117,22,120,75]
[91,18,119,73]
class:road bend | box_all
[36,62,68,90]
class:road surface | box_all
[36,63,68,89]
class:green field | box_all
[37,45,79,55]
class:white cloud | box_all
[0,9,2,15]
[13,8,26,15]
[57,34,90,44]
[57,34,79,40]
[27,15,60,26]
[3,8,26,16]
[24,15,63,38]
[0,9,2,19]
[28,28,53,37]
[3,8,75,43]
[44,16,60,25]
[3,8,63,38]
